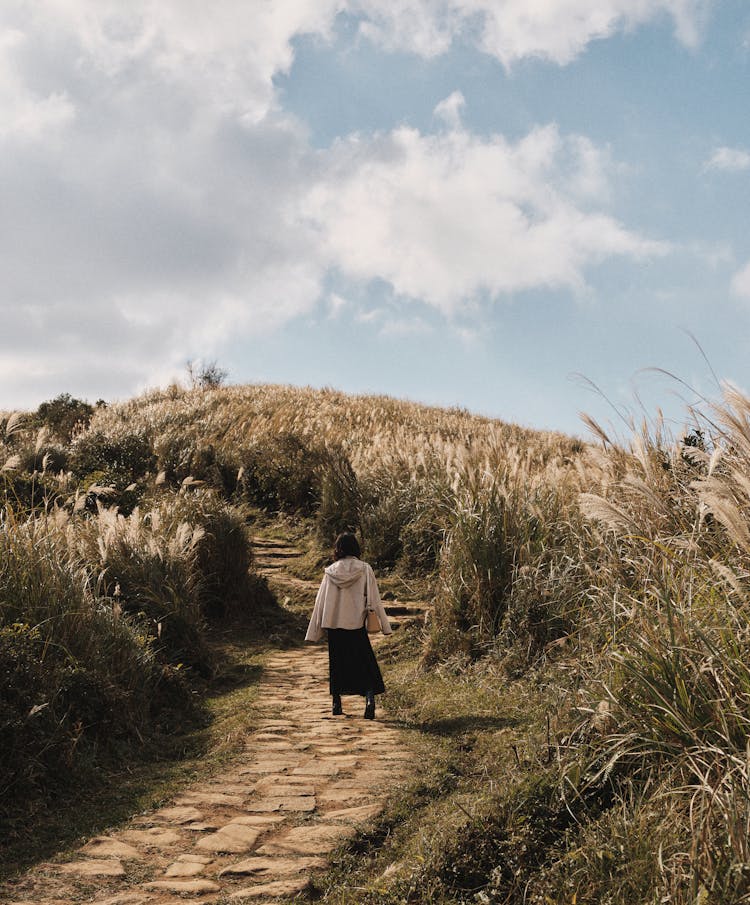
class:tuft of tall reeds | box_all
[0,507,195,831]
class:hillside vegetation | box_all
[3,381,750,901]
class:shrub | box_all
[154,434,238,495]
[0,472,65,514]
[35,393,93,443]
[75,505,211,674]
[238,433,325,514]
[70,430,155,483]
[0,513,195,826]
[157,490,257,620]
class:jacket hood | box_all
[325,557,365,588]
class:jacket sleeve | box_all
[366,565,392,635]
[305,576,327,642]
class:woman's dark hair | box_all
[333,532,361,561]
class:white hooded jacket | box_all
[305,557,393,642]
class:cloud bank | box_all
[0,1,693,401]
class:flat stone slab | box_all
[238,761,300,775]
[164,855,213,878]
[122,829,182,849]
[228,814,284,827]
[257,824,357,856]
[248,796,316,813]
[254,774,316,787]
[81,837,143,860]
[229,877,311,899]
[252,784,315,797]
[58,858,126,877]
[322,804,382,822]
[176,791,247,806]
[150,806,204,825]
[316,787,370,804]
[291,762,339,777]
[219,856,326,878]
[200,783,255,794]
[142,879,220,895]
[196,824,262,854]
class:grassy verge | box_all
[0,622,280,882]
[312,623,584,904]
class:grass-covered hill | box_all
[3,381,750,901]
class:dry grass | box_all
[7,380,750,899]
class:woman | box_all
[305,532,392,719]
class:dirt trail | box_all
[1,540,416,905]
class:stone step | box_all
[384,604,427,617]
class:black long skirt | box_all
[327,626,385,696]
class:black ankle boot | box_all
[364,691,375,720]
[332,694,343,715]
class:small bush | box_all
[0,515,196,827]
[155,434,238,494]
[76,505,211,674]
[238,433,325,514]
[159,490,257,620]
[35,393,93,443]
[0,472,64,514]
[70,430,155,483]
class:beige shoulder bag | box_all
[363,570,381,634]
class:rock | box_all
[248,796,316,813]
[195,824,261,854]
[254,774,315,787]
[238,760,300,774]
[150,805,204,824]
[81,838,143,860]
[219,856,325,878]
[58,859,126,877]
[316,788,369,805]
[176,791,246,806]
[322,804,382,822]
[228,878,311,899]
[164,855,213,878]
[252,783,315,797]
[257,823,356,856]
[122,828,182,849]
[228,815,284,827]
[142,879,220,894]
[291,761,339,777]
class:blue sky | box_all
[1,1,748,435]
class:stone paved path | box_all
[1,541,415,905]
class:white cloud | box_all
[0,28,75,140]
[380,314,433,336]
[328,293,350,317]
[705,145,750,172]
[353,0,710,67]
[434,90,465,129]
[0,1,681,403]
[302,124,668,312]
[33,0,342,123]
[731,260,750,300]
